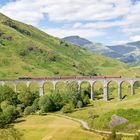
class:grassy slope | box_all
[0,13,132,79]
[14,115,103,140]
[67,87,140,133]
[14,115,132,140]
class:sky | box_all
[0,0,140,45]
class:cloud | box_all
[1,0,140,43]
[43,0,131,22]
[129,35,140,42]
[43,27,106,39]
[0,0,45,25]
[111,35,140,45]
[0,0,133,24]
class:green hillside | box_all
[0,13,133,79]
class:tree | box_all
[0,127,23,140]
[18,90,39,107]
[61,104,75,113]
[0,86,18,105]
[39,92,63,113]
[1,101,10,111]
[0,105,18,128]
[24,106,34,115]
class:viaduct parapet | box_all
[0,77,139,101]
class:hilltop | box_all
[0,13,132,79]
[63,36,140,65]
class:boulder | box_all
[109,114,128,129]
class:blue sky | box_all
[0,0,140,45]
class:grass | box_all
[0,13,139,79]
[13,115,133,140]
[67,88,140,133]
[14,115,103,140]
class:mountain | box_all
[63,36,93,46]
[63,36,140,65]
[0,13,130,79]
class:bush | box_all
[3,20,31,36]
[77,100,83,109]
[61,104,75,113]
[0,105,18,128]
[16,106,23,115]
[24,106,34,115]
[39,92,63,113]
[0,101,10,111]
[0,86,18,105]
[3,105,18,120]
[0,127,23,140]
[18,90,39,107]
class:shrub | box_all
[39,92,63,113]
[0,86,18,105]
[3,105,18,120]
[61,104,75,113]
[3,20,31,36]
[0,101,10,111]
[24,106,34,115]
[18,91,39,107]
[77,100,83,109]
[0,127,23,140]
[0,105,18,128]
[16,106,23,115]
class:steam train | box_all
[18,76,121,80]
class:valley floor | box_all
[14,115,103,140]
[14,114,133,140]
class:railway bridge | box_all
[0,76,140,101]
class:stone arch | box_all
[43,81,54,95]
[29,81,39,95]
[80,81,92,99]
[134,81,140,95]
[107,80,118,100]
[93,80,104,100]
[120,80,131,99]
[55,81,67,93]
[65,81,80,96]
[16,81,30,93]
[3,81,16,92]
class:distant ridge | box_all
[63,36,93,46]
[63,35,140,65]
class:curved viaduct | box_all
[0,77,140,101]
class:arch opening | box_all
[65,81,79,94]
[43,81,54,95]
[16,82,29,93]
[4,82,15,91]
[120,81,131,99]
[80,81,91,99]
[29,82,39,96]
[134,81,140,95]
[55,81,66,94]
[107,81,118,100]
[93,81,103,100]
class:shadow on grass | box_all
[109,97,114,101]
[14,119,26,124]
[122,95,127,100]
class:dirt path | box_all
[50,113,136,137]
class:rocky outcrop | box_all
[109,114,128,129]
